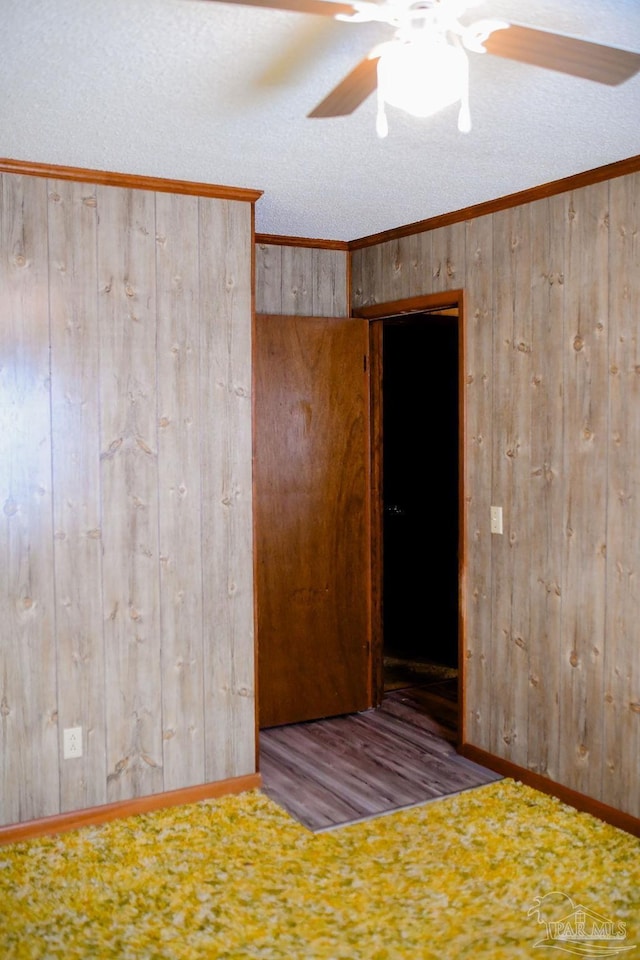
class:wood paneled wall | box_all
[0,173,255,826]
[255,243,348,317]
[351,172,640,818]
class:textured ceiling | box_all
[1,0,640,241]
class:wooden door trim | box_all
[369,320,384,704]
[353,291,465,321]
[364,291,467,749]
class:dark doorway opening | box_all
[381,312,459,684]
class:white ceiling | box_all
[1,0,640,242]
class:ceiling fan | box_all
[207,0,640,136]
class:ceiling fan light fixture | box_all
[374,34,470,137]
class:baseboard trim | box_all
[0,772,262,846]
[459,744,640,839]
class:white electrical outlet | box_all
[63,726,83,760]
[490,506,503,535]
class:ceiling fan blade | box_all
[308,55,379,117]
[483,23,640,86]
[202,0,357,17]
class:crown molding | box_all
[0,158,263,203]
[349,154,640,250]
[256,233,349,250]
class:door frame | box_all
[352,290,466,748]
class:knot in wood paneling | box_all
[3,497,18,518]
[107,757,130,782]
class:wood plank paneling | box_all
[97,186,163,803]
[281,245,313,315]
[0,174,58,823]
[350,246,368,308]
[558,183,609,800]
[155,192,206,791]
[48,178,107,811]
[256,243,348,316]
[3,160,640,826]
[430,223,466,293]
[406,231,431,299]
[603,172,640,814]
[311,247,347,317]
[490,204,533,766]
[350,169,640,819]
[376,237,406,303]
[255,243,283,315]
[0,169,256,827]
[463,215,493,748]
[200,199,255,783]
[357,242,384,306]
[527,194,565,780]
[353,236,432,306]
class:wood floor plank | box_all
[348,709,457,757]
[259,680,501,830]
[296,721,440,806]
[382,684,459,741]
[262,725,406,811]
[378,699,455,745]
[345,714,494,793]
[258,750,360,829]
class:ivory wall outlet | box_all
[63,726,83,760]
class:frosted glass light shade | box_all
[377,37,468,118]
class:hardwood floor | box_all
[259,670,502,832]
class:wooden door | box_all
[254,314,372,728]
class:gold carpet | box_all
[1,779,638,959]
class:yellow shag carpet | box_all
[1,779,638,959]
